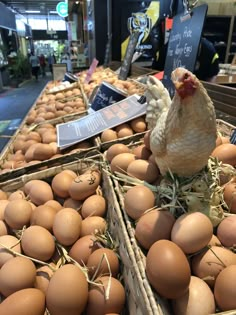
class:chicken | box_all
[145,67,217,177]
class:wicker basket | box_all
[0,155,163,314]
[98,131,147,152]
[109,118,236,315]
[0,112,100,183]
[216,119,235,137]
[46,81,79,95]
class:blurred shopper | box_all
[39,54,46,77]
[61,53,72,72]
[48,53,56,74]
[29,52,40,81]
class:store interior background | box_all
[0,0,236,91]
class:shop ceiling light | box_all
[25,10,41,13]
[49,11,58,14]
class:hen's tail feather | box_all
[145,76,171,130]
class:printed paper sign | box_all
[57,95,147,149]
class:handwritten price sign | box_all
[162,4,208,97]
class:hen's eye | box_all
[183,73,189,80]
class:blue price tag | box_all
[230,129,236,145]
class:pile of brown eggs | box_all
[0,123,95,172]
[26,87,86,125]
[106,131,236,314]
[0,167,125,314]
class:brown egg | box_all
[63,198,83,210]
[146,240,191,299]
[69,170,101,201]
[25,143,41,162]
[100,129,118,143]
[55,92,64,100]
[127,159,160,183]
[25,180,54,206]
[214,265,236,311]
[0,220,8,236]
[124,185,155,220]
[44,200,63,212]
[26,132,41,142]
[41,131,57,144]
[208,234,221,246]
[223,182,236,213]
[0,190,7,200]
[0,256,36,297]
[31,205,57,232]
[115,123,134,138]
[8,190,25,201]
[33,144,54,161]
[130,117,147,133]
[0,235,22,267]
[21,226,55,261]
[132,144,152,160]
[87,248,119,278]
[0,200,9,220]
[34,264,55,294]
[13,139,25,152]
[80,216,107,237]
[217,216,236,247]
[53,208,82,246]
[135,209,175,250]
[0,288,46,314]
[46,264,88,315]
[172,276,215,315]
[110,153,136,174]
[44,112,55,121]
[106,144,130,163]
[4,199,32,230]
[211,143,236,166]
[52,170,77,198]
[81,195,106,218]
[191,246,236,288]
[171,212,213,254]
[22,140,39,154]
[86,276,125,315]
[69,235,99,265]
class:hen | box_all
[145,67,217,177]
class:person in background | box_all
[61,53,72,73]
[29,52,40,81]
[39,54,46,77]
[194,37,220,83]
[152,25,220,82]
[48,53,56,74]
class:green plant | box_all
[9,52,31,80]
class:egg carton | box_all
[0,156,159,315]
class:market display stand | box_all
[203,81,236,118]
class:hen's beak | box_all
[174,81,184,90]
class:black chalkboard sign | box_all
[118,31,140,80]
[162,4,208,97]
